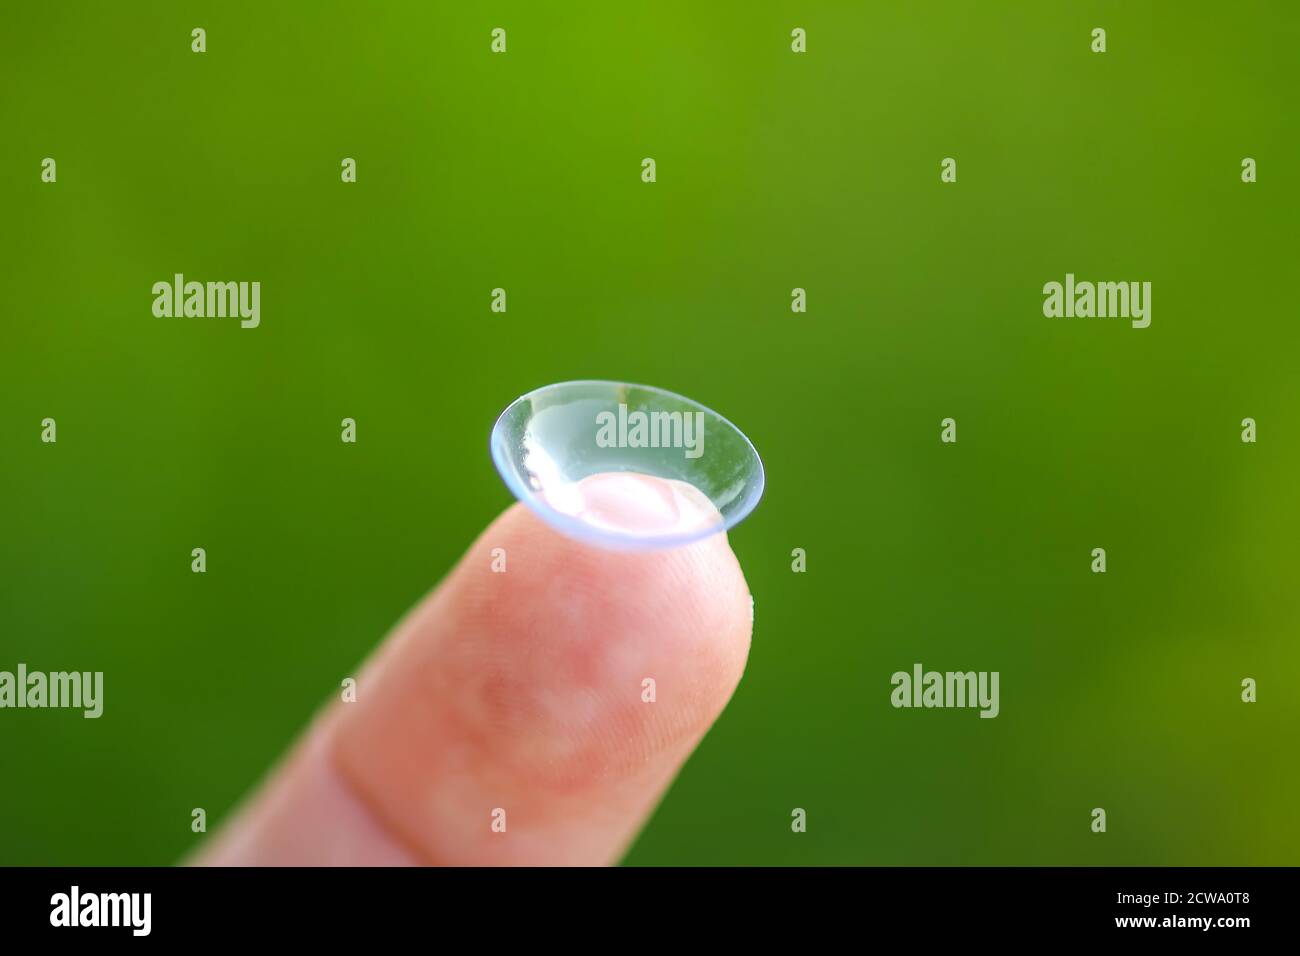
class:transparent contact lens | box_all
[490,381,765,550]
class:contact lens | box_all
[489,381,765,550]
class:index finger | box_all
[195,479,753,866]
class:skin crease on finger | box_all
[195,494,753,867]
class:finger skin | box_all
[195,499,753,866]
[193,725,420,867]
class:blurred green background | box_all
[2,1,1297,865]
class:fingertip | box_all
[331,485,753,864]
